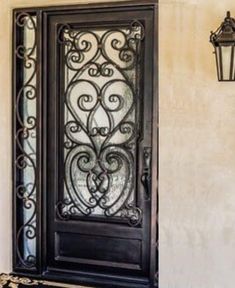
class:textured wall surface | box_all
[1,0,235,287]
[160,1,235,288]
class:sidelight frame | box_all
[12,9,43,274]
[12,1,158,287]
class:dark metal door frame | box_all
[12,1,158,287]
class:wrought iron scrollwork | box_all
[15,12,37,268]
[56,21,145,226]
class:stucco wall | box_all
[160,1,235,288]
[1,0,235,287]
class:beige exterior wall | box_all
[1,0,235,287]
[160,1,235,288]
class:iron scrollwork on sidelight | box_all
[14,12,37,268]
[56,21,145,226]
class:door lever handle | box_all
[141,147,151,200]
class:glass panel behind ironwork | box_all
[57,23,144,226]
[15,13,37,268]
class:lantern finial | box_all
[227,11,231,18]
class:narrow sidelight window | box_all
[13,12,38,270]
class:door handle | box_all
[141,147,151,200]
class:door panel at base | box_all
[45,7,154,278]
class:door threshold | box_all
[43,269,150,288]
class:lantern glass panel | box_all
[215,46,221,80]
[221,45,232,80]
[231,45,235,80]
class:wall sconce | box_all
[210,11,235,81]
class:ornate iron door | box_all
[13,2,157,288]
[45,6,156,287]
[13,0,158,288]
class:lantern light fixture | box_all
[210,11,235,81]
